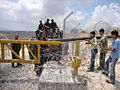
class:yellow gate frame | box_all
[0,40,64,64]
[71,40,81,76]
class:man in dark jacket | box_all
[44,19,50,27]
[50,19,58,29]
[38,20,44,31]
[50,19,58,38]
[11,35,22,67]
[35,30,43,40]
[44,19,51,37]
[35,20,44,40]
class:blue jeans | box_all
[104,56,118,84]
[90,49,98,71]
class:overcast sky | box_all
[0,0,120,31]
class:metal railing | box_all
[0,40,64,64]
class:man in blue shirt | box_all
[103,30,120,85]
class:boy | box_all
[103,30,120,85]
[97,29,108,70]
[86,31,98,72]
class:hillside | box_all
[0,30,35,40]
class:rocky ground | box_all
[0,41,120,90]
[0,58,120,90]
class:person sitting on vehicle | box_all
[38,20,44,31]
[50,19,58,32]
[35,30,43,40]
[44,19,51,37]
[60,30,63,38]
[44,19,50,27]
[50,19,58,38]
[35,20,44,40]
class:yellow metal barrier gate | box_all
[0,40,64,64]
[71,40,81,76]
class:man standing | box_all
[86,31,98,72]
[97,29,108,70]
[35,32,49,76]
[11,35,22,67]
[103,30,120,85]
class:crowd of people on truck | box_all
[10,19,120,85]
[35,19,63,40]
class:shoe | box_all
[102,71,108,76]
[17,63,23,66]
[106,80,115,85]
[96,67,102,70]
[36,73,41,76]
[16,63,23,68]
[36,72,42,76]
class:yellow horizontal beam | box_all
[0,59,40,64]
[0,40,64,45]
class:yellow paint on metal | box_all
[71,40,81,77]
[0,59,39,64]
[0,40,63,64]
[71,56,81,77]
[75,40,80,56]
[1,43,5,59]
[71,56,81,69]
[21,44,25,62]
[0,40,64,45]
[37,44,40,64]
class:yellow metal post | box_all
[21,44,25,61]
[1,43,5,59]
[75,40,80,56]
[71,40,81,77]
[37,44,40,64]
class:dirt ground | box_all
[0,41,120,90]
[0,58,120,90]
